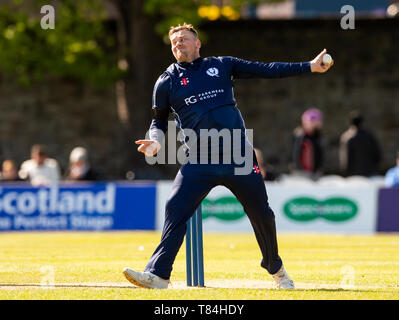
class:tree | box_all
[0,0,122,86]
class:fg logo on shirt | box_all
[184,95,198,105]
[206,67,219,77]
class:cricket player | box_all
[123,23,333,289]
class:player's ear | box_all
[196,39,201,49]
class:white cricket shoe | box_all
[272,265,295,289]
[122,268,169,289]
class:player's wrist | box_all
[310,61,317,73]
[146,140,161,156]
[153,140,161,151]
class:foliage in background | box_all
[0,0,122,86]
[143,0,279,40]
[0,0,284,87]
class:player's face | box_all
[170,30,201,63]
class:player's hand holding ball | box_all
[310,49,334,73]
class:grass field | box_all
[0,231,398,300]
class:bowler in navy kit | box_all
[123,23,333,289]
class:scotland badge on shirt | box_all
[206,67,219,77]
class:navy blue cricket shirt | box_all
[149,56,311,162]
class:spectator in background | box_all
[0,159,22,181]
[339,111,381,177]
[65,147,99,181]
[18,144,61,186]
[384,151,399,187]
[291,108,324,178]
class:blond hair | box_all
[168,23,199,39]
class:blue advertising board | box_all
[295,0,389,17]
[0,182,156,231]
[377,187,399,232]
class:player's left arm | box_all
[220,49,333,79]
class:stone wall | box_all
[0,18,398,179]
[0,78,126,179]
[201,18,399,176]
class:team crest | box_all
[206,67,219,77]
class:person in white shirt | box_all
[19,144,61,186]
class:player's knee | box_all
[165,197,180,215]
[247,203,275,220]
[164,197,192,221]
[265,205,275,219]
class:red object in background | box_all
[300,139,314,172]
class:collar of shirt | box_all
[176,56,203,69]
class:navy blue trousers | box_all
[144,159,283,280]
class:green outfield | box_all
[0,232,398,300]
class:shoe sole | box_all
[123,269,154,289]
[122,269,168,289]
